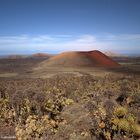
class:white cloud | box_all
[102,33,140,41]
[0,33,140,54]
[76,35,96,43]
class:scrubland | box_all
[0,73,140,140]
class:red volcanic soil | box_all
[31,53,52,58]
[39,50,120,68]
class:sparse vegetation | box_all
[0,73,140,139]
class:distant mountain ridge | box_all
[104,51,123,57]
[7,55,27,59]
[31,53,52,58]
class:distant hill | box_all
[38,50,120,68]
[0,53,53,59]
[104,51,123,57]
[30,53,52,58]
[7,55,27,59]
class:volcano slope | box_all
[38,50,120,68]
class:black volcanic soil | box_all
[0,58,46,74]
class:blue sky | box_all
[0,0,140,55]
